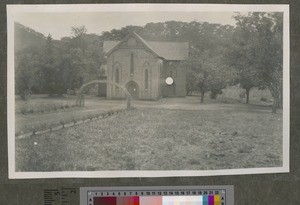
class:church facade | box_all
[103,32,189,100]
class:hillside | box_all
[14,22,47,53]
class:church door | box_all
[126,81,139,99]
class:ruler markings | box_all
[44,186,232,205]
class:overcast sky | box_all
[14,12,242,40]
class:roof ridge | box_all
[106,32,162,58]
[104,32,189,60]
[131,32,160,57]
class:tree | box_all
[56,26,105,93]
[186,70,197,96]
[226,14,264,104]
[185,49,234,103]
[39,34,60,96]
[15,22,46,98]
[15,48,40,100]
[231,12,283,112]
[239,69,258,104]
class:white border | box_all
[7,4,290,179]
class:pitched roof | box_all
[103,41,119,54]
[147,41,189,61]
[103,32,189,61]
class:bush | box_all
[260,97,267,102]
[19,102,77,115]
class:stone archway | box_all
[126,81,139,100]
[76,80,132,109]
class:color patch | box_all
[202,195,208,205]
[117,196,139,205]
[208,195,214,205]
[185,196,203,205]
[162,196,205,205]
[94,197,117,205]
[140,196,162,205]
[214,195,221,205]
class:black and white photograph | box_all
[7,4,289,178]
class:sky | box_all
[14,12,242,40]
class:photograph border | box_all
[7,3,290,179]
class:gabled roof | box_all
[103,32,189,61]
[147,41,189,61]
[103,41,119,54]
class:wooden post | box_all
[127,96,131,109]
[81,94,85,107]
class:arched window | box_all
[145,69,149,90]
[130,53,134,75]
[113,62,121,84]
[115,69,119,84]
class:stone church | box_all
[103,32,189,100]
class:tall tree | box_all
[39,34,59,96]
[57,26,105,92]
[230,12,283,112]
[15,48,40,100]
[185,49,234,103]
[15,22,46,98]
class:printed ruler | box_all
[80,186,234,205]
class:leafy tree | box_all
[15,22,46,99]
[15,48,40,100]
[71,26,87,38]
[186,70,197,96]
[226,14,265,104]
[39,34,61,96]
[230,12,283,112]
[185,49,234,103]
[56,26,105,93]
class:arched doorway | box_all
[126,81,139,99]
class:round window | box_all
[165,77,174,85]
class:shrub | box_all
[18,101,78,115]
[260,97,267,102]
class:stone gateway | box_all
[103,32,189,100]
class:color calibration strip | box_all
[92,195,222,205]
[87,189,226,205]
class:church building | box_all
[103,32,189,100]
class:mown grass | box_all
[15,107,282,172]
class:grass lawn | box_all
[15,106,282,171]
